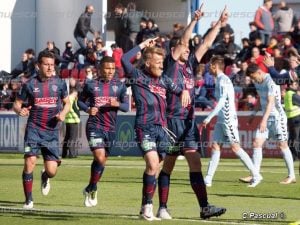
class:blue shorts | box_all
[135,124,172,158]
[167,118,201,155]
[86,128,115,153]
[24,128,60,162]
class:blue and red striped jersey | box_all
[17,75,68,131]
[164,53,198,120]
[122,46,183,127]
[78,78,129,131]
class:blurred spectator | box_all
[235,38,251,63]
[213,17,235,44]
[11,48,36,79]
[248,46,268,72]
[74,5,97,49]
[273,1,294,34]
[123,2,143,47]
[252,37,267,54]
[62,41,76,69]
[144,19,160,38]
[84,65,96,80]
[189,34,202,53]
[0,82,10,110]
[291,19,300,52]
[111,43,124,80]
[281,34,295,58]
[172,23,185,38]
[214,32,240,61]
[249,22,261,44]
[254,0,274,45]
[136,18,148,45]
[94,38,107,68]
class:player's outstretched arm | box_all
[195,6,228,62]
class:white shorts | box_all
[213,117,240,144]
[254,116,288,141]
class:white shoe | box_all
[89,191,98,206]
[41,169,50,196]
[23,201,34,209]
[140,204,161,221]
[83,189,93,207]
[204,176,212,187]
[157,207,172,219]
[248,174,263,188]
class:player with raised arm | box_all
[157,5,227,220]
[121,37,190,221]
[78,56,129,207]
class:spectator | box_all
[189,34,202,53]
[136,18,148,45]
[94,38,107,68]
[0,82,11,110]
[172,23,185,38]
[11,49,36,79]
[235,38,252,63]
[249,22,261,44]
[273,1,294,34]
[248,46,268,73]
[213,32,241,61]
[74,5,97,49]
[111,43,124,80]
[144,19,160,38]
[123,2,143,47]
[291,19,300,52]
[62,41,76,69]
[254,0,274,45]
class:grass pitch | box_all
[0,153,299,225]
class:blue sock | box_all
[22,172,33,203]
[158,171,170,208]
[142,173,156,205]
[190,172,208,208]
[86,160,105,192]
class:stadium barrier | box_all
[0,111,282,158]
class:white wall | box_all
[35,0,103,53]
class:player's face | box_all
[249,71,262,83]
[179,46,190,62]
[39,57,55,78]
[209,63,217,76]
[146,53,164,77]
[100,62,115,81]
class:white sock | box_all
[252,148,262,173]
[282,148,295,178]
[235,148,259,177]
[206,150,221,182]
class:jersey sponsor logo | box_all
[149,84,166,99]
[35,97,58,108]
[94,96,117,107]
[184,77,194,89]
[112,85,118,93]
[33,88,40,93]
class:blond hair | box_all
[143,47,165,61]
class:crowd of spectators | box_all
[1,0,300,112]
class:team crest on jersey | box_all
[185,67,192,75]
[184,77,194,89]
[52,85,58,92]
[149,84,166,99]
[94,87,100,91]
[112,85,118,93]
[33,88,40,93]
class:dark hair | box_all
[25,48,35,56]
[99,56,115,67]
[210,55,225,71]
[127,2,136,11]
[65,41,72,48]
[37,51,55,64]
[246,63,260,76]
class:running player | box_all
[78,56,129,207]
[157,5,227,220]
[200,56,262,188]
[13,51,70,209]
[121,38,190,221]
[240,63,296,184]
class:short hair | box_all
[246,63,260,76]
[264,0,272,3]
[210,55,225,71]
[37,51,55,64]
[25,48,35,56]
[99,56,115,68]
[143,47,165,61]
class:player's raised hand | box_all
[219,5,228,23]
[139,37,159,49]
[87,107,99,116]
[180,90,191,108]
[18,106,31,117]
[193,3,204,21]
[263,55,275,67]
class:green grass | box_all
[0,153,299,225]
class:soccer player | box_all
[13,51,70,209]
[240,63,296,184]
[200,56,262,188]
[157,6,227,220]
[121,38,190,221]
[78,56,129,207]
